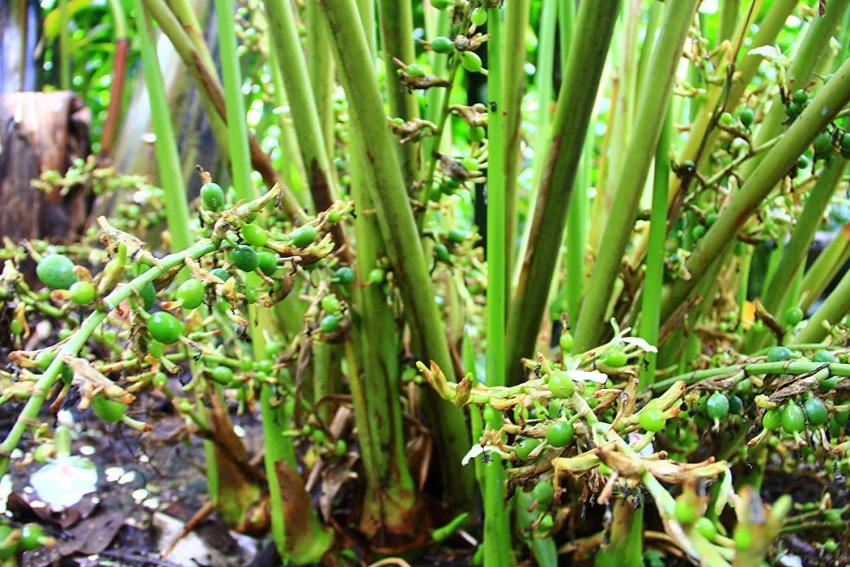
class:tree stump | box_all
[0,92,92,243]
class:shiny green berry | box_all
[152,372,169,388]
[211,366,234,384]
[231,245,259,272]
[406,63,426,77]
[813,350,836,363]
[514,437,542,461]
[674,495,698,524]
[461,52,483,73]
[766,346,793,362]
[19,523,46,551]
[257,252,278,276]
[545,421,574,447]
[763,408,782,430]
[814,132,833,159]
[431,0,451,9]
[695,517,717,541]
[68,281,96,305]
[600,349,627,368]
[448,228,467,244]
[242,224,268,247]
[793,89,809,105]
[37,254,77,290]
[321,294,342,314]
[804,397,828,426]
[147,311,184,344]
[470,7,487,26]
[548,371,575,398]
[434,243,450,263]
[139,282,157,311]
[468,125,486,142]
[320,314,339,333]
[739,108,754,128]
[369,268,385,284]
[335,266,355,284]
[706,392,729,421]
[781,401,806,433]
[92,394,126,423]
[638,406,666,432]
[430,36,453,53]
[201,182,226,211]
[559,331,574,352]
[176,279,206,309]
[784,306,804,326]
[532,482,554,507]
[290,225,319,248]
[210,268,230,282]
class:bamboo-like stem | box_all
[801,221,850,312]
[638,110,672,388]
[741,0,850,180]
[743,158,848,352]
[377,0,419,187]
[484,4,511,565]
[505,0,621,384]
[135,0,193,252]
[98,0,128,158]
[306,0,336,164]
[635,0,662,111]
[660,55,850,326]
[530,0,557,188]
[502,0,529,282]
[792,264,850,344]
[265,0,338,215]
[318,0,474,507]
[168,0,216,71]
[574,0,699,354]
[141,0,306,221]
[718,0,741,43]
[267,45,305,192]
[59,0,70,90]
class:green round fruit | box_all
[824,539,838,553]
[695,517,717,541]
[448,228,467,244]
[691,225,706,239]
[406,63,426,77]
[734,526,752,550]
[545,421,574,447]
[797,155,810,169]
[334,439,348,456]
[242,224,268,247]
[813,349,836,363]
[152,372,168,388]
[786,102,801,118]
[176,279,206,309]
[290,225,319,248]
[430,36,453,53]
[766,346,793,362]
[549,371,575,398]
[468,125,486,142]
[311,429,327,445]
[729,395,744,415]
[461,52,483,73]
[532,482,554,507]
[369,268,385,284]
[335,266,355,284]
[257,252,278,276]
[321,295,342,315]
[68,281,96,305]
[37,254,77,290]
[461,157,478,172]
[514,437,542,461]
[781,401,806,433]
[431,0,451,9]
[92,394,126,423]
[784,306,804,326]
[814,132,833,159]
[201,182,226,211]
[147,340,165,359]
[835,410,850,426]
[434,243,450,263]
[739,108,755,128]
[231,245,259,272]
[763,408,782,430]
[638,406,666,432]
[211,365,234,384]
[820,375,839,392]
[147,311,184,344]
[706,392,730,421]
[36,350,57,371]
[793,89,809,105]
[470,7,487,25]
[600,349,627,368]
[804,397,828,426]
[559,331,574,352]
[210,268,230,282]
[320,314,339,333]
[674,495,697,524]
[139,281,156,311]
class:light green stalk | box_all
[59,0,70,90]
[306,0,336,164]
[660,55,850,325]
[377,0,420,186]
[134,0,192,252]
[505,0,621,384]
[801,221,850,312]
[718,0,741,43]
[530,0,558,188]
[318,0,474,507]
[638,110,672,388]
[792,265,850,345]
[574,0,699,353]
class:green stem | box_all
[306,0,336,164]
[638,110,672,388]
[801,221,850,312]
[793,260,850,344]
[135,0,193,252]
[660,54,850,326]
[530,0,558,188]
[318,0,474,508]
[718,0,741,43]
[59,0,70,90]
[574,0,699,354]
[506,0,621,383]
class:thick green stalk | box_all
[801,221,850,312]
[377,0,419,187]
[743,158,848,351]
[502,0,529,279]
[530,0,557,188]
[635,0,663,103]
[792,265,850,344]
[505,0,620,384]
[574,0,699,354]
[168,0,216,71]
[660,55,850,325]
[265,0,337,214]
[268,45,305,191]
[741,0,850,179]
[135,0,193,252]
[318,0,474,507]
[306,0,336,164]
[638,110,672,389]
[59,0,70,90]
[718,0,741,43]
[484,5,510,566]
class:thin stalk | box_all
[59,0,70,90]
[635,0,663,100]
[306,0,336,164]
[792,264,850,344]
[99,0,129,158]
[318,0,475,507]
[484,4,510,565]
[565,143,587,327]
[377,0,420,187]
[530,0,557,188]
[135,0,193,252]
[502,0,530,281]
[215,0,253,200]
[801,221,850,312]
[660,55,850,325]
[574,0,700,354]
[505,0,621,384]
[168,0,216,71]
[639,110,672,389]
[267,45,306,191]
[743,158,848,351]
